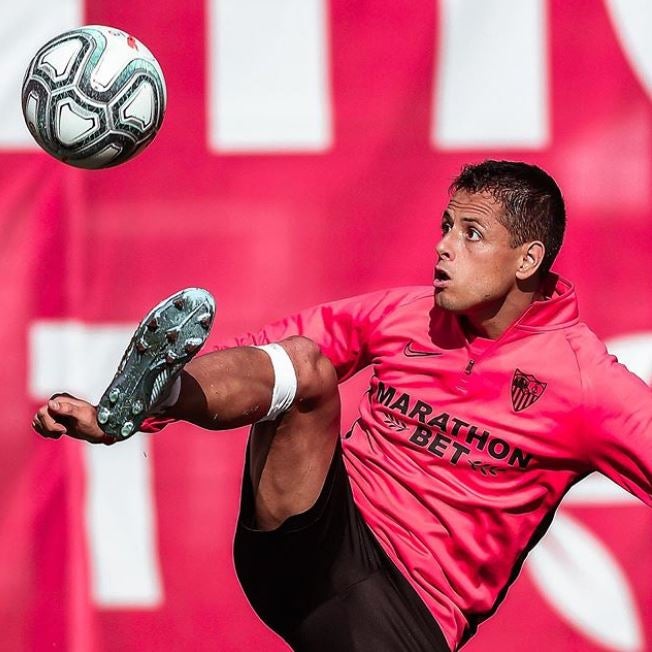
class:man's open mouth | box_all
[434,268,451,288]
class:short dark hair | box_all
[449,160,566,275]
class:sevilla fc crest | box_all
[511,369,547,412]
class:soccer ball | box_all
[21,25,166,169]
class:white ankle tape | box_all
[255,343,298,422]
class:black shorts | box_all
[233,441,450,652]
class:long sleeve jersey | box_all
[145,275,652,650]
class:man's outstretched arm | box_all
[32,337,327,444]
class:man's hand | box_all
[32,394,117,445]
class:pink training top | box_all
[144,275,652,650]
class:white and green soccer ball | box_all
[21,25,166,169]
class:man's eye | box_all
[441,222,452,233]
[467,228,481,241]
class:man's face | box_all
[434,190,525,316]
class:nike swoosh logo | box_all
[403,340,443,358]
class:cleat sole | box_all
[96,288,216,439]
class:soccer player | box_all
[32,161,652,652]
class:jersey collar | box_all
[511,273,579,332]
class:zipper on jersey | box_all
[455,358,476,392]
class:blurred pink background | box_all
[0,1,650,650]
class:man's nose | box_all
[435,232,454,260]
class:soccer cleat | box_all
[96,288,216,439]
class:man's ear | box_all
[516,241,546,280]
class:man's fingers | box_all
[32,408,66,438]
[48,398,72,414]
[49,394,90,407]
[39,405,66,430]
[33,400,78,437]
[48,397,93,422]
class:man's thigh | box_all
[248,338,341,531]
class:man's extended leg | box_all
[58,286,340,527]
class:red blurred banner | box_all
[0,1,650,650]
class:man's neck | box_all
[461,287,542,340]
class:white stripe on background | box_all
[0,1,82,148]
[208,0,332,152]
[604,0,652,98]
[433,0,549,150]
[528,512,644,651]
[564,475,638,506]
[29,321,163,608]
